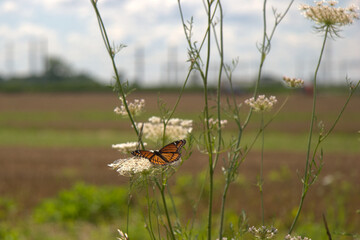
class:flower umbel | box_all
[109,157,152,177]
[137,116,192,142]
[299,0,359,37]
[244,95,277,112]
[283,76,304,88]
[112,142,147,154]
[285,234,311,240]
[248,226,278,239]
[114,98,145,116]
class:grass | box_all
[0,128,135,148]
[1,127,358,153]
[1,93,359,239]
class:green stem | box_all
[126,181,132,234]
[90,1,144,148]
[218,180,230,239]
[156,179,175,240]
[213,0,224,169]
[243,0,267,129]
[146,179,156,240]
[260,112,265,226]
[288,26,329,234]
[204,2,214,239]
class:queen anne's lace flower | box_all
[244,95,277,112]
[248,226,278,239]
[299,0,359,36]
[283,76,305,88]
[108,157,152,177]
[137,116,192,142]
[285,234,311,240]
[112,142,147,154]
[114,98,145,116]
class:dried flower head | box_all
[248,226,278,239]
[137,116,192,142]
[299,0,359,37]
[244,95,277,112]
[283,76,305,88]
[109,157,152,177]
[114,98,145,116]
[285,234,311,240]
[112,142,147,154]
[117,229,129,240]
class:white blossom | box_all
[137,116,192,142]
[282,76,304,88]
[285,234,311,240]
[112,142,147,154]
[114,98,145,116]
[248,226,278,239]
[109,157,152,177]
[206,118,228,130]
[299,0,359,36]
[117,229,129,240]
[244,95,277,112]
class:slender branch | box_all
[155,179,175,240]
[90,1,144,148]
[260,112,265,226]
[323,213,332,240]
[288,25,329,234]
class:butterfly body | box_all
[131,139,186,165]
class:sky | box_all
[0,0,359,86]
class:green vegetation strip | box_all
[0,128,358,153]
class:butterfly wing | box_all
[131,150,167,165]
[158,139,186,163]
[131,140,186,165]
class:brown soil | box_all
[1,146,359,225]
[0,92,359,226]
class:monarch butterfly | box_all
[131,139,186,165]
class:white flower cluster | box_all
[299,1,359,28]
[108,157,152,177]
[283,76,305,88]
[112,142,147,154]
[207,118,228,129]
[117,229,129,240]
[137,116,193,142]
[114,98,145,116]
[244,95,277,112]
[248,226,278,239]
[285,234,311,240]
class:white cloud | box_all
[0,1,17,13]
[0,0,359,84]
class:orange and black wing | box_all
[158,139,186,163]
[131,150,167,165]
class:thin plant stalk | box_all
[155,178,176,240]
[146,179,156,240]
[218,97,288,239]
[202,2,215,239]
[126,181,132,235]
[243,0,294,128]
[258,112,265,225]
[214,0,224,167]
[90,0,144,148]
[161,62,194,146]
[288,25,329,234]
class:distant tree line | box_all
[0,56,110,92]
